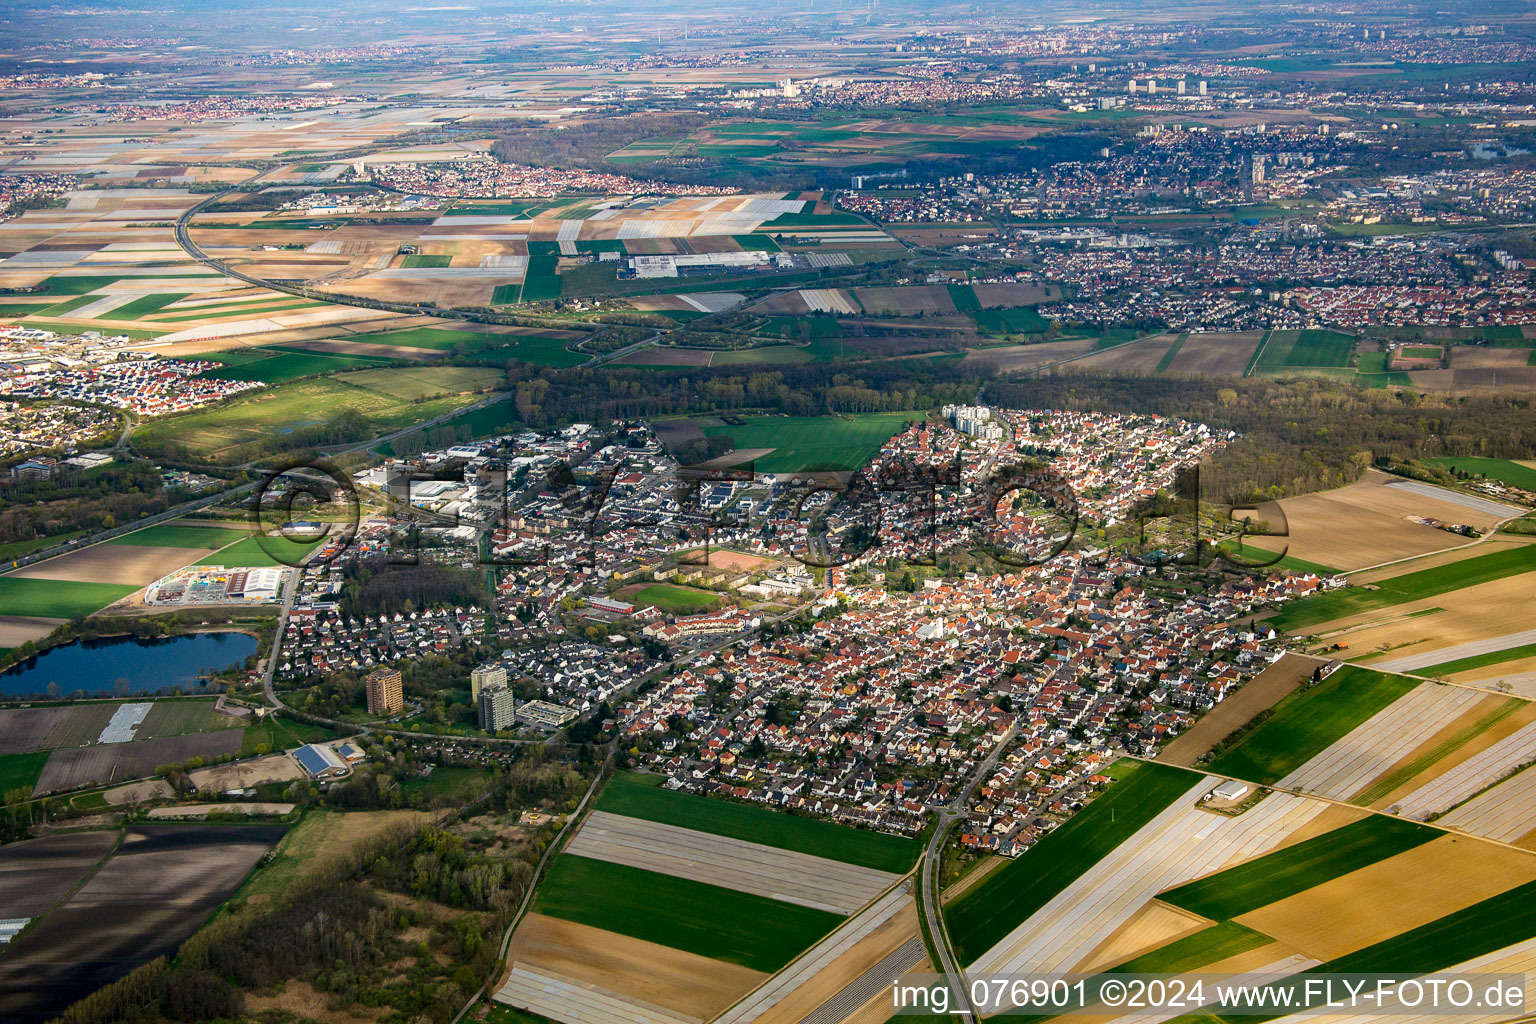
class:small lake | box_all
[0,632,259,699]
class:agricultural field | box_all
[1253,328,1357,372]
[1268,541,1536,632]
[566,809,899,914]
[532,854,842,972]
[1158,815,1440,921]
[0,831,118,919]
[966,781,1335,976]
[697,411,924,474]
[0,824,283,1024]
[1205,666,1420,785]
[595,772,918,873]
[1248,469,1519,575]
[1158,653,1323,767]
[945,759,1194,965]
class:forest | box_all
[51,755,590,1024]
[990,375,1536,504]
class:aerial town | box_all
[3,2,1536,1023]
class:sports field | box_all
[532,854,841,972]
[0,578,139,619]
[945,760,1193,965]
[1206,666,1420,784]
[595,772,918,872]
[1268,544,1536,631]
[630,583,720,614]
[698,411,922,473]
[1158,815,1438,920]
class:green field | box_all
[1155,334,1189,373]
[596,772,918,872]
[0,578,138,619]
[1206,667,1420,784]
[209,536,323,567]
[1111,921,1272,973]
[1269,545,1536,631]
[533,854,841,972]
[1207,880,1536,1022]
[1401,346,1443,360]
[1255,329,1355,371]
[1215,540,1338,576]
[109,524,247,549]
[520,255,561,302]
[947,284,982,313]
[240,714,336,757]
[945,760,1195,966]
[400,254,453,268]
[631,583,720,614]
[31,273,218,297]
[698,411,922,473]
[345,327,487,350]
[1428,457,1536,492]
[200,348,393,384]
[0,750,50,794]
[1158,815,1438,920]
[972,307,1048,336]
[109,293,190,320]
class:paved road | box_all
[917,722,1019,1023]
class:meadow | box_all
[1205,666,1420,784]
[596,771,918,872]
[109,524,245,549]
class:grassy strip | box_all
[1112,921,1272,973]
[0,578,139,618]
[533,853,841,972]
[1350,697,1526,805]
[1158,815,1438,920]
[1241,331,1271,377]
[1206,666,1420,784]
[945,760,1195,966]
[1155,334,1189,373]
[595,771,918,872]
